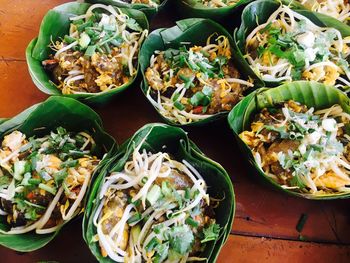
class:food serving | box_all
[240,100,350,195]
[244,4,350,87]
[123,0,162,7]
[42,4,148,95]
[194,0,238,7]
[0,127,99,234]
[145,34,253,125]
[92,139,221,262]
[295,0,350,23]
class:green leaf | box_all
[227,80,350,200]
[83,123,235,263]
[26,2,149,105]
[0,96,117,252]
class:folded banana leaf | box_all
[234,0,350,87]
[228,81,350,199]
[26,2,149,105]
[84,0,169,19]
[175,0,253,23]
[0,96,117,251]
[83,123,235,262]
[139,18,254,126]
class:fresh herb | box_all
[189,91,211,107]
[167,225,194,254]
[126,18,142,32]
[201,223,221,243]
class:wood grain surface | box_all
[0,0,349,262]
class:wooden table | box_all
[0,0,350,262]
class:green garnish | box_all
[201,223,221,243]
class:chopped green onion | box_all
[64,35,76,44]
[63,182,71,195]
[185,217,199,228]
[146,185,162,206]
[14,160,27,181]
[54,169,68,187]
[77,21,93,32]
[145,237,160,252]
[28,178,41,185]
[161,181,172,197]
[174,101,185,111]
[127,212,142,224]
[184,188,191,200]
[39,183,57,195]
[60,159,78,168]
[189,91,210,107]
[141,177,148,184]
[84,45,96,57]
[103,43,111,54]
[23,200,45,210]
[79,32,91,49]
[296,213,308,233]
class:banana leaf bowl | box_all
[0,96,117,252]
[233,0,350,88]
[83,123,235,262]
[175,0,253,24]
[139,18,256,127]
[26,2,149,105]
[85,0,169,19]
[228,81,350,200]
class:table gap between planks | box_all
[0,0,349,262]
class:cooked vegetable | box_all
[42,4,148,95]
[0,128,99,234]
[244,4,350,87]
[144,34,253,125]
[194,0,238,7]
[295,0,350,23]
[84,124,235,262]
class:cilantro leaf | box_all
[201,223,221,243]
[167,225,194,254]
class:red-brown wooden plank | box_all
[218,234,350,263]
[0,0,70,60]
